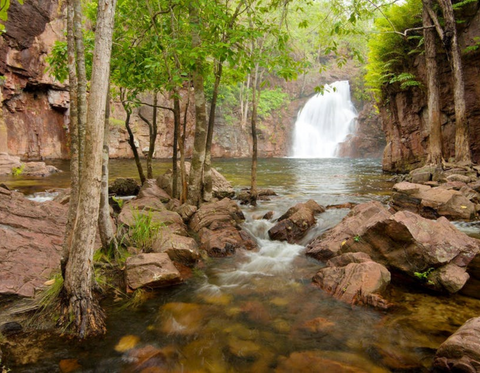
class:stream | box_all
[3,157,480,372]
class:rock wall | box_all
[1,0,69,160]
[1,2,384,161]
[337,102,385,158]
[381,5,480,173]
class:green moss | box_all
[11,164,25,176]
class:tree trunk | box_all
[73,0,87,172]
[423,0,443,166]
[203,61,223,202]
[172,92,181,199]
[250,65,259,206]
[98,84,117,255]
[147,93,158,179]
[188,2,208,207]
[437,0,470,164]
[179,89,190,204]
[62,0,80,276]
[121,93,146,184]
[61,0,116,339]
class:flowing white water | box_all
[292,80,357,158]
[196,216,305,295]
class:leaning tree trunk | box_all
[61,0,116,339]
[98,84,117,256]
[203,61,223,202]
[188,2,208,207]
[423,0,443,166]
[147,94,158,179]
[437,0,470,164]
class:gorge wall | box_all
[380,5,480,173]
[1,1,384,162]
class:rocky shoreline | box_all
[1,164,480,371]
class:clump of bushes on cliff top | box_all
[365,0,423,101]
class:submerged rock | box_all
[433,316,480,372]
[125,253,182,290]
[269,199,325,244]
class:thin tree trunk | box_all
[98,84,117,255]
[241,75,251,128]
[423,0,443,166]
[179,89,190,203]
[73,0,87,172]
[122,99,146,184]
[203,61,223,202]
[148,94,158,178]
[172,92,181,199]
[62,0,80,277]
[138,95,158,180]
[250,64,259,206]
[437,0,470,164]
[188,2,208,207]
[61,0,116,339]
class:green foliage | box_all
[46,30,95,83]
[389,72,421,90]
[257,88,290,119]
[11,163,24,176]
[464,37,480,53]
[37,273,64,314]
[0,0,24,33]
[365,0,423,100]
[127,209,162,251]
[414,267,435,285]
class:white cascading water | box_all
[292,80,357,158]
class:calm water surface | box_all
[3,158,480,372]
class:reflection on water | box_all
[4,158,480,372]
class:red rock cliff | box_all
[380,6,480,173]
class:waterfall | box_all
[292,80,357,158]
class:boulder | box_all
[432,317,480,372]
[109,178,140,196]
[125,253,182,290]
[21,162,60,177]
[306,201,391,261]
[137,179,171,202]
[236,188,277,204]
[340,210,480,293]
[313,252,391,309]
[189,198,257,257]
[199,226,257,257]
[118,204,187,238]
[158,162,235,199]
[268,200,325,244]
[0,187,67,297]
[152,231,200,266]
[173,203,197,223]
[391,181,477,220]
[189,198,245,233]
